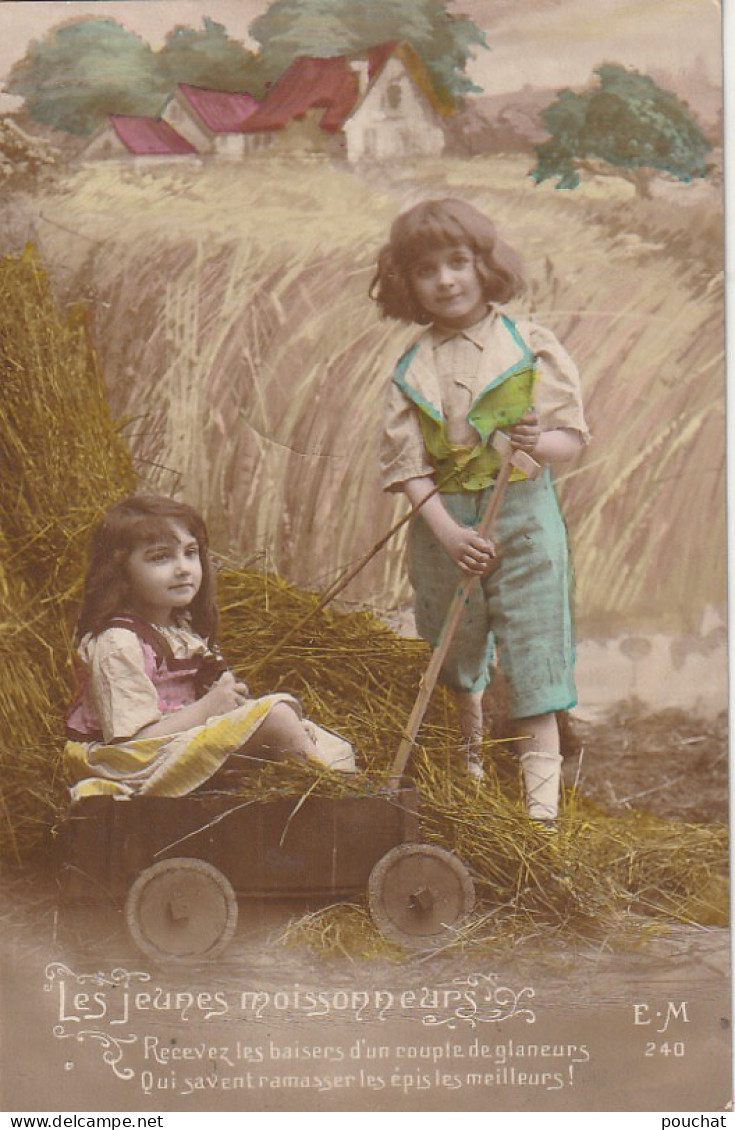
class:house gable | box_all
[162,89,212,151]
[366,41,453,118]
[344,53,446,162]
[83,124,128,160]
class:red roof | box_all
[242,41,447,135]
[176,84,259,133]
[109,115,196,155]
[242,55,359,134]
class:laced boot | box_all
[520,750,562,827]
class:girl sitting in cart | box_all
[64,493,355,800]
[372,197,589,824]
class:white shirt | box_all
[380,307,590,491]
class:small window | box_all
[385,82,402,110]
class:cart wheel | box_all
[368,843,475,950]
[125,858,238,963]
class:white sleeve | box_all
[379,379,435,491]
[88,629,162,742]
[524,322,591,442]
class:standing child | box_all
[372,198,589,825]
[65,493,355,799]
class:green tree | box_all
[531,65,711,197]
[4,19,165,135]
[158,17,259,93]
[248,0,488,104]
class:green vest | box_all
[392,315,538,492]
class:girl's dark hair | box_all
[370,197,526,324]
[75,493,218,643]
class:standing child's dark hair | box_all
[75,493,218,643]
[370,197,526,324]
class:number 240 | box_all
[645,1042,685,1057]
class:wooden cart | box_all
[58,785,475,962]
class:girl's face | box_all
[408,243,486,329]
[125,520,203,626]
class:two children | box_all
[373,198,588,824]
[66,197,586,828]
[64,494,355,799]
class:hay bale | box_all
[0,245,136,859]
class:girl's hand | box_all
[133,672,250,739]
[508,409,540,454]
[202,671,250,715]
[440,523,496,576]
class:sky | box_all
[0,0,723,101]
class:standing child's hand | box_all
[508,409,540,454]
[440,522,496,576]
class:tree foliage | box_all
[5,19,166,135]
[157,17,259,93]
[531,65,711,196]
[5,17,257,135]
[248,0,488,103]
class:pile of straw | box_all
[0,246,136,860]
[216,569,729,944]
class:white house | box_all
[241,41,449,162]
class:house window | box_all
[364,127,378,157]
[385,82,402,111]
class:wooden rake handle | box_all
[389,434,541,784]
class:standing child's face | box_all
[125,520,203,626]
[408,243,486,329]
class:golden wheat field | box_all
[22,154,725,634]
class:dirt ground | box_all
[557,703,730,824]
[1,704,731,1113]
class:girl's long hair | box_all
[75,494,218,643]
[370,197,526,324]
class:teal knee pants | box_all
[407,470,577,718]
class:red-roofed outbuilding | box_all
[161,84,260,158]
[83,115,198,162]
